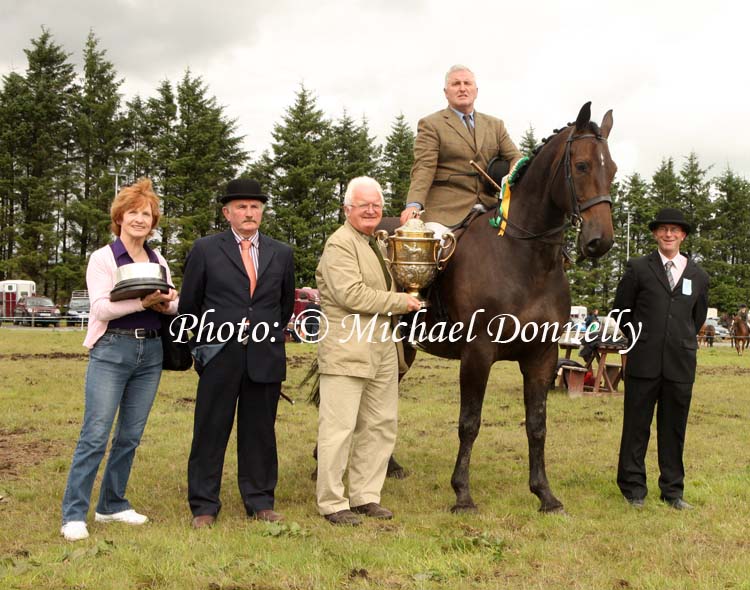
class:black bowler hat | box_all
[648,208,691,235]
[219,178,269,204]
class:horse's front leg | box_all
[450,349,492,513]
[520,348,564,513]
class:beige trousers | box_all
[316,343,399,515]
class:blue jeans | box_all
[61,333,163,524]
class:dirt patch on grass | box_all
[0,352,87,361]
[699,366,750,376]
[0,428,56,479]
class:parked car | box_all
[706,317,730,340]
[66,297,90,325]
[13,296,61,326]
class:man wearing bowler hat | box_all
[179,178,295,528]
[613,207,709,510]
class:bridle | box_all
[498,127,611,243]
[560,128,612,227]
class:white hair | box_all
[343,176,385,207]
[444,64,475,87]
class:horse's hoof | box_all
[386,467,408,479]
[450,503,478,514]
[540,503,566,515]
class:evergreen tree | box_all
[65,31,125,293]
[331,111,380,222]
[265,85,337,286]
[677,152,712,260]
[15,29,77,299]
[0,72,32,280]
[519,125,538,158]
[381,113,414,216]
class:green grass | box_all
[1,329,749,589]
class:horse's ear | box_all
[600,109,613,138]
[575,102,592,131]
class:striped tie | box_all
[665,260,675,290]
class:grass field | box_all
[1,328,749,589]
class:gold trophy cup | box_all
[376,218,456,304]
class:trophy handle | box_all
[437,231,456,270]
[374,230,392,263]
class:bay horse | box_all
[730,315,748,355]
[698,323,715,348]
[399,102,615,513]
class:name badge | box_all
[682,278,692,296]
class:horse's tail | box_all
[300,358,321,407]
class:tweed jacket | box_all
[178,229,295,383]
[407,108,522,226]
[614,251,709,383]
[316,221,411,379]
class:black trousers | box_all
[188,340,280,517]
[617,375,693,501]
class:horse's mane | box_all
[514,120,602,187]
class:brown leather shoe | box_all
[254,509,284,522]
[191,514,216,529]
[324,509,362,526]
[351,502,393,519]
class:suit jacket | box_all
[614,251,709,383]
[407,108,522,226]
[316,221,411,379]
[178,229,295,383]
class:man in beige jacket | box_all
[316,176,422,526]
[400,64,522,227]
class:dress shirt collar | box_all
[110,237,156,263]
[231,228,260,248]
[450,107,474,126]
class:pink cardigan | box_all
[83,245,179,349]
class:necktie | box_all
[240,239,257,296]
[665,260,675,290]
[368,236,392,291]
[464,113,475,141]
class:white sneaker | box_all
[61,521,89,541]
[94,509,148,525]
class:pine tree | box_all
[14,29,77,299]
[519,125,538,158]
[264,85,337,286]
[65,31,125,293]
[677,152,712,260]
[381,113,415,216]
[331,111,380,222]
[0,72,32,280]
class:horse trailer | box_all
[1,279,37,319]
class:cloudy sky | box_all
[2,0,749,181]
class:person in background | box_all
[61,178,178,541]
[614,208,709,510]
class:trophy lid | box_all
[395,217,435,238]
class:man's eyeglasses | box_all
[348,203,383,212]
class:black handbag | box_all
[160,314,192,371]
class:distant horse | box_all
[730,315,749,355]
[698,323,715,348]
[396,102,615,513]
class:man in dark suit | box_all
[400,64,522,227]
[613,208,709,510]
[179,178,295,528]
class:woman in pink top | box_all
[60,178,177,542]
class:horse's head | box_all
[549,102,617,259]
